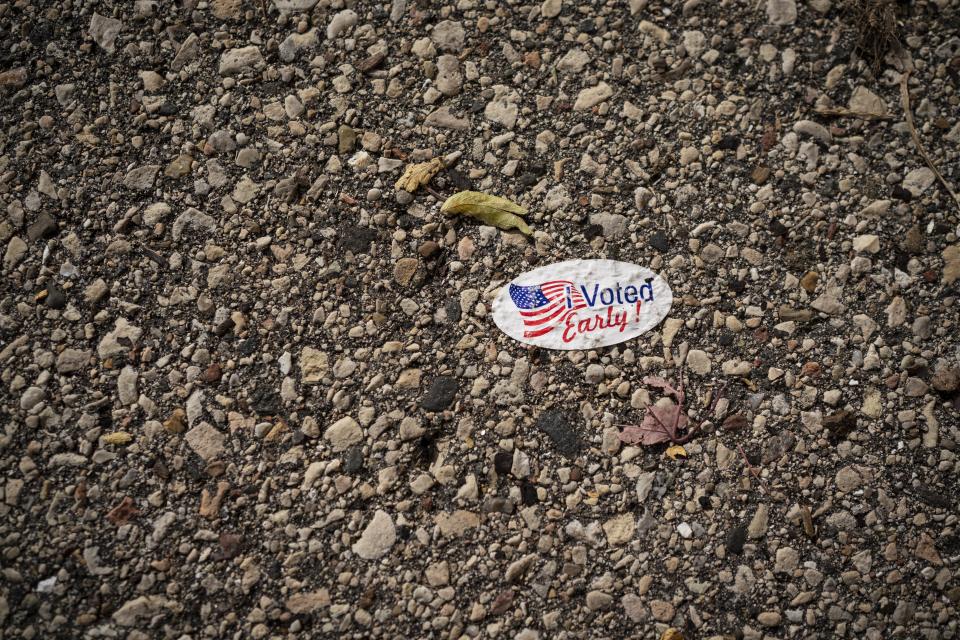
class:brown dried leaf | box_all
[642,376,684,404]
[395,158,444,193]
[618,403,688,446]
[440,190,531,235]
[106,496,139,525]
[665,444,687,460]
[489,589,515,615]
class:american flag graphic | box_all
[509,280,587,338]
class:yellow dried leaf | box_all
[665,444,687,460]
[103,432,133,445]
[660,629,685,640]
[440,190,531,235]
[395,158,444,192]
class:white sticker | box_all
[492,259,673,350]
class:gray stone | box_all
[774,547,799,573]
[184,422,225,461]
[848,86,887,116]
[117,366,138,405]
[324,416,363,451]
[835,465,861,492]
[218,46,265,75]
[352,510,396,559]
[326,10,357,40]
[585,364,605,384]
[557,49,590,73]
[20,386,45,411]
[123,165,160,191]
[686,349,712,375]
[171,33,199,71]
[279,29,318,63]
[541,0,562,18]
[98,318,143,359]
[89,14,123,53]
[172,208,216,240]
[586,591,613,611]
[766,0,797,24]
[793,119,831,144]
[272,0,318,11]
[574,82,613,111]
[485,99,518,129]
[748,504,769,538]
[903,167,936,196]
[589,213,627,239]
[3,236,27,271]
[435,55,462,96]
[431,21,465,52]
[425,106,470,130]
[57,349,91,374]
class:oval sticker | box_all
[492,259,673,350]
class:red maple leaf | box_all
[618,376,697,446]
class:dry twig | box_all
[900,71,960,213]
[813,107,892,121]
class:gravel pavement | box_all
[1,0,960,638]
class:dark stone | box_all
[583,224,604,241]
[728,278,746,294]
[820,178,838,198]
[536,410,580,458]
[444,298,461,323]
[520,481,538,505]
[769,219,788,237]
[482,496,515,514]
[823,410,857,441]
[698,495,712,509]
[214,316,235,336]
[902,225,924,255]
[337,226,378,255]
[648,231,669,253]
[761,432,795,464]
[238,335,259,356]
[27,212,58,242]
[891,184,913,201]
[343,446,364,474]
[726,525,747,554]
[446,168,472,190]
[45,283,66,309]
[578,18,595,33]
[217,533,243,560]
[717,333,734,347]
[722,414,750,431]
[493,451,513,475]
[717,135,739,150]
[414,432,439,467]
[518,173,539,187]
[249,385,281,416]
[915,485,952,509]
[421,376,458,411]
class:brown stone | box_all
[201,363,222,384]
[931,368,960,394]
[650,599,675,622]
[751,165,771,185]
[800,270,819,293]
[210,0,243,19]
[394,257,419,286]
[164,408,187,434]
[199,481,230,519]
